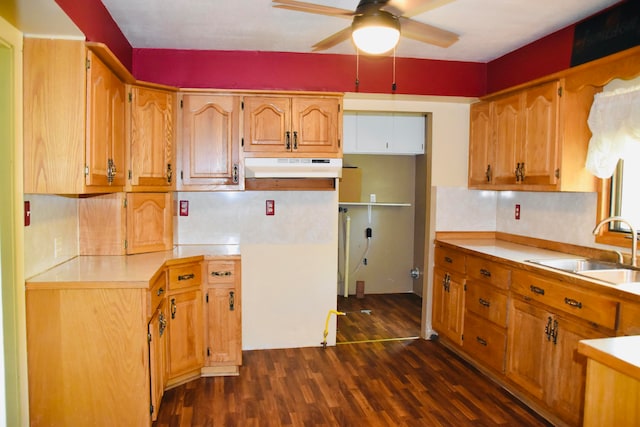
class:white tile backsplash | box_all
[176,191,338,245]
[23,194,78,278]
[435,187,497,231]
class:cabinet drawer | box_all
[207,260,237,284]
[168,262,202,291]
[466,256,511,290]
[512,270,618,330]
[465,280,508,327]
[434,246,466,274]
[463,312,507,373]
[148,269,167,318]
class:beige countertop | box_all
[436,237,640,299]
[578,336,640,382]
[26,245,240,288]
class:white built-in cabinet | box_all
[343,112,425,155]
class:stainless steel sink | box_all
[578,268,640,284]
[527,258,619,273]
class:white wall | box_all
[176,191,339,349]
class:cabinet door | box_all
[130,86,175,189]
[86,50,125,187]
[181,94,241,187]
[167,290,204,379]
[492,92,521,185]
[148,301,167,421]
[432,267,465,345]
[392,113,425,154]
[547,315,607,426]
[353,112,392,153]
[126,192,173,255]
[519,81,560,186]
[204,285,241,366]
[291,97,341,154]
[243,96,291,153]
[506,297,548,400]
[468,101,494,186]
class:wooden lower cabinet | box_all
[148,299,167,421]
[166,289,204,386]
[432,266,465,345]
[26,286,153,426]
[507,296,609,426]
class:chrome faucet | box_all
[592,216,638,267]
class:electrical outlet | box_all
[515,204,521,220]
[266,200,275,216]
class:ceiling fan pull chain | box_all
[355,49,360,91]
[392,47,397,92]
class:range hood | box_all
[244,158,342,178]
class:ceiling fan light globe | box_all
[352,26,400,54]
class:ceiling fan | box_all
[272,0,459,55]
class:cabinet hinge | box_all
[206,293,209,303]
[147,332,152,343]
[180,170,184,180]
[461,334,464,341]
[128,169,132,180]
[558,87,563,97]
[128,92,132,103]
[180,99,183,108]
[150,404,154,415]
[241,137,244,147]
[555,169,560,178]
[464,284,467,291]
[338,138,341,148]
[86,58,91,70]
[207,347,211,357]
[124,240,128,250]
[123,198,128,208]
[84,165,89,176]
[241,101,244,110]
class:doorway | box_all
[336,114,431,344]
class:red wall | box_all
[133,49,486,96]
[55,0,132,70]
[55,0,598,96]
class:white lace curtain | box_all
[585,81,640,178]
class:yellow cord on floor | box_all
[321,309,346,348]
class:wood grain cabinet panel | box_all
[127,84,176,191]
[179,93,242,190]
[243,95,342,157]
[468,101,494,186]
[24,38,131,194]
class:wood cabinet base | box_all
[201,366,240,377]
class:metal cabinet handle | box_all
[285,131,291,150]
[293,131,298,149]
[232,164,239,184]
[530,285,545,295]
[107,158,117,183]
[485,164,492,182]
[564,297,583,309]
[444,256,453,264]
[229,291,235,311]
[159,312,167,337]
[480,268,491,278]
[478,298,491,307]
[156,287,165,296]
[178,273,195,281]
[544,316,553,340]
[476,336,488,346]
[211,271,232,277]
[166,163,173,183]
[170,298,177,319]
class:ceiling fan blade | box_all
[382,0,456,18]
[273,0,354,19]
[399,16,458,48]
[312,27,353,52]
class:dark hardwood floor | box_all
[336,293,422,343]
[154,293,552,426]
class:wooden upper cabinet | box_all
[127,84,176,191]
[468,101,494,186]
[243,95,342,157]
[24,38,133,194]
[492,91,522,186]
[179,93,242,190]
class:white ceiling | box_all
[16,0,622,62]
